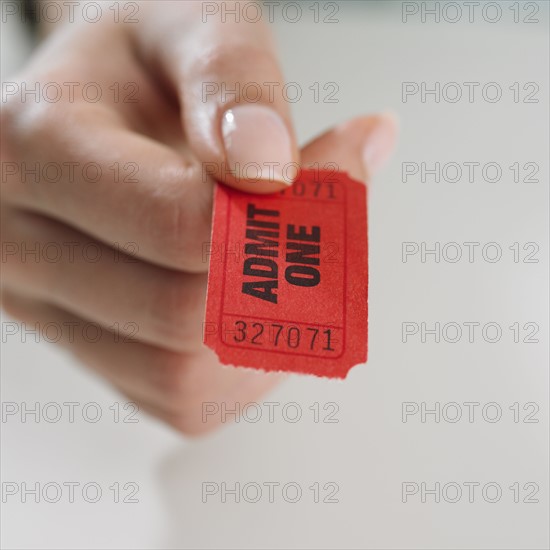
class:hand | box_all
[1,1,397,434]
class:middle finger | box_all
[1,207,207,352]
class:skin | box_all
[1,1,397,435]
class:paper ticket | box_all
[203,169,368,378]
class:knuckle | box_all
[2,92,66,157]
[148,197,192,262]
[150,353,193,406]
[13,94,52,134]
[146,169,212,270]
[3,76,93,149]
[169,414,213,437]
[0,290,24,321]
[0,208,24,277]
[147,273,206,351]
[191,42,279,89]
[150,353,212,436]
[1,95,21,138]
[1,87,26,162]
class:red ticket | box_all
[203,169,368,378]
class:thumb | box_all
[134,2,299,194]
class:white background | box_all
[1,1,549,548]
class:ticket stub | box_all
[203,169,368,378]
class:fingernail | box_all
[222,105,295,185]
[362,112,399,174]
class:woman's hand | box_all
[1,1,396,434]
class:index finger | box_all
[2,103,213,272]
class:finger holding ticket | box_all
[2,113,396,434]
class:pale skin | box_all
[1,1,397,435]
